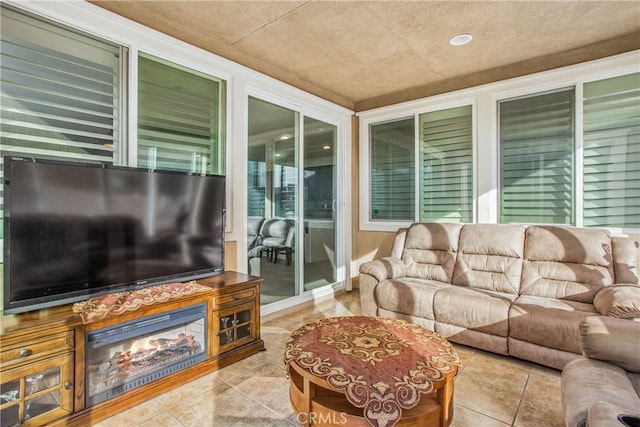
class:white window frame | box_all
[358,51,640,235]
[359,97,477,232]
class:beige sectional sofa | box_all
[359,223,640,370]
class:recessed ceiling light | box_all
[449,34,473,46]
[323,145,331,150]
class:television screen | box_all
[3,157,225,314]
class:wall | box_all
[350,113,397,288]
[224,241,238,272]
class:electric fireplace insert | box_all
[85,303,207,406]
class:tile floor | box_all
[94,290,564,427]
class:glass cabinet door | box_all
[0,353,73,426]
[213,302,256,354]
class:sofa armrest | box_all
[359,257,406,282]
[358,257,406,317]
[579,315,640,373]
[593,285,640,319]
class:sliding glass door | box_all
[303,117,336,291]
[247,98,299,304]
[247,98,339,304]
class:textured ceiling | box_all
[90,1,640,111]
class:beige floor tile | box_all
[93,398,166,427]
[454,351,530,424]
[514,367,564,427]
[224,362,290,404]
[451,343,477,371]
[228,405,294,427]
[261,387,299,425]
[212,350,272,382]
[139,411,185,427]
[450,404,511,427]
[155,371,223,409]
[167,382,249,426]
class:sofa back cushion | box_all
[402,222,463,282]
[611,236,640,284]
[390,228,409,259]
[521,226,614,302]
[452,224,525,293]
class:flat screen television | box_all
[3,156,226,314]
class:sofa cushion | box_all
[451,223,525,293]
[593,285,640,319]
[507,338,579,370]
[510,295,597,354]
[402,222,463,282]
[437,322,509,355]
[611,236,640,284]
[375,278,447,319]
[521,226,614,303]
[579,316,640,373]
[433,285,515,337]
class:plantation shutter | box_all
[1,6,121,239]
[137,55,224,174]
[370,118,415,220]
[499,89,575,224]
[0,8,120,163]
[583,73,640,228]
[419,105,473,222]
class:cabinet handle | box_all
[19,349,32,358]
[233,295,240,300]
[64,381,73,390]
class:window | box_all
[419,106,473,222]
[583,73,640,229]
[1,7,122,163]
[0,6,123,239]
[369,118,414,221]
[359,56,637,232]
[499,89,575,224]
[137,54,226,174]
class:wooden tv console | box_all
[0,271,264,427]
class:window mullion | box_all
[575,83,584,227]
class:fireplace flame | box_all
[130,338,152,354]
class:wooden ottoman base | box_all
[288,360,455,427]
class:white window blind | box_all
[137,54,225,174]
[499,89,575,224]
[370,118,415,220]
[419,105,473,222]
[1,8,120,163]
[583,73,640,229]
[1,6,121,239]
[248,158,266,217]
